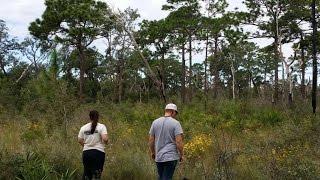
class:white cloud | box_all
[0,0,169,39]
[0,0,45,39]
[104,0,130,11]
[103,0,168,20]
[0,0,246,39]
[227,0,246,11]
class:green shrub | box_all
[259,109,283,125]
[56,169,77,180]
[14,152,52,180]
[21,122,46,143]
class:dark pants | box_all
[156,160,178,180]
[82,149,105,180]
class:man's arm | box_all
[175,134,184,162]
[149,135,155,160]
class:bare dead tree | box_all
[110,7,167,103]
[21,37,48,73]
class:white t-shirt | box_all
[78,123,108,153]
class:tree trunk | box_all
[251,73,259,95]
[248,72,251,89]
[109,1,166,102]
[118,58,124,103]
[181,44,186,103]
[273,1,280,104]
[204,33,209,110]
[284,62,293,105]
[16,63,32,83]
[108,32,113,62]
[66,64,73,83]
[139,86,142,103]
[264,63,267,83]
[118,38,126,103]
[130,31,165,102]
[248,72,251,96]
[33,56,39,73]
[78,46,85,102]
[213,36,219,98]
[311,0,318,114]
[282,61,285,100]
[0,57,7,76]
[161,52,166,92]
[231,61,236,100]
[300,37,306,98]
[274,31,280,104]
[288,67,293,105]
[156,65,166,102]
[188,33,193,101]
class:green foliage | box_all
[1,100,320,179]
[29,0,109,44]
[258,108,283,126]
[0,19,20,77]
[15,152,52,180]
[0,78,21,110]
[29,0,112,100]
[19,74,78,142]
[49,49,59,80]
[0,151,77,180]
[21,122,46,143]
[106,150,154,179]
[0,149,22,179]
[0,0,320,179]
[58,169,77,180]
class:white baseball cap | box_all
[165,103,178,113]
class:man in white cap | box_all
[149,103,184,180]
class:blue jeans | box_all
[156,160,178,180]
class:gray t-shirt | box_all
[149,117,183,162]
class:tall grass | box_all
[1,100,320,179]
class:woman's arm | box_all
[101,134,109,144]
[78,138,84,147]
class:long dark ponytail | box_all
[89,110,99,134]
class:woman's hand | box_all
[78,138,84,147]
[101,134,109,144]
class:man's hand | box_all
[149,135,156,161]
[179,155,185,163]
[176,134,184,163]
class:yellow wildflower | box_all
[184,134,212,159]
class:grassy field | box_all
[1,99,320,179]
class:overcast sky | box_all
[0,0,244,37]
[0,0,295,65]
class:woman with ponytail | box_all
[78,110,108,180]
